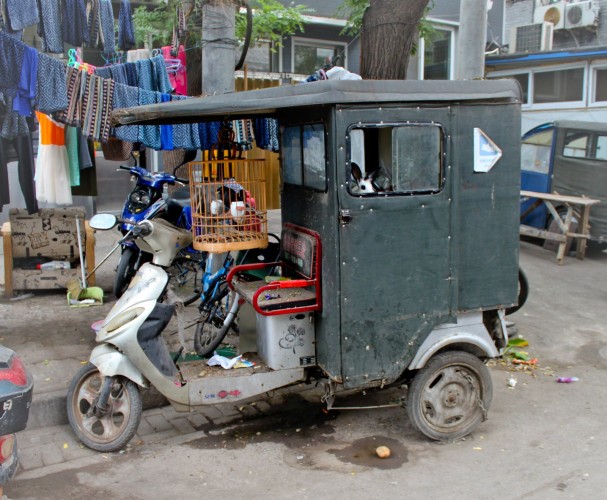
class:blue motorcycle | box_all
[114,159,204,300]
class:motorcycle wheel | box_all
[194,310,232,357]
[67,363,142,452]
[406,351,492,441]
[113,247,138,298]
[505,268,529,316]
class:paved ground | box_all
[1,221,607,498]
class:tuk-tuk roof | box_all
[522,120,607,142]
[112,79,521,126]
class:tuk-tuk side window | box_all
[562,130,607,161]
[281,124,327,191]
[348,123,444,195]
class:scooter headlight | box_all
[128,186,154,214]
[104,307,145,333]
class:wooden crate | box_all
[188,159,268,252]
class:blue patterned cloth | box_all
[135,59,153,91]
[125,61,138,87]
[112,83,139,142]
[94,67,112,79]
[198,120,222,151]
[118,0,135,51]
[160,93,173,150]
[62,0,88,46]
[13,45,37,116]
[170,95,200,150]
[0,31,25,95]
[253,118,279,152]
[36,0,62,53]
[138,89,160,149]
[36,54,67,113]
[99,0,115,53]
[5,0,39,30]
[0,93,30,139]
[150,55,172,93]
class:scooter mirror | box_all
[90,213,118,230]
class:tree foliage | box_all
[236,0,312,49]
[133,0,311,50]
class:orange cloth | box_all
[36,111,66,146]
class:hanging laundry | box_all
[198,120,222,152]
[126,48,149,62]
[162,45,187,96]
[118,0,135,51]
[160,93,173,151]
[56,65,84,127]
[138,89,160,149]
[112,82,139,143]
[13,44,37,117]
[64,126,80,186]
[98,0,115,53]
[0,0,22,40]
[35,111,72,205]
[151,55,173,94]
[253,118,279,152]
[62,0,89,47]
[36,0,62,53]
[36,54,67,113]
[0,31,25,95]
[0,94,37,213]
[5,0,39,31]
[169,94,200,150]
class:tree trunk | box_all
[360,0,430,80]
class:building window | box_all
[293,39,346,75]
[533,67,584,104]
[594,68,607,102]
[511,73,529,104]
[423,28,453,80]
[347,123,444,196]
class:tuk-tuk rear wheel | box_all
[406,351,492,441]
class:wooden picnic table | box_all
[520,190,601,264]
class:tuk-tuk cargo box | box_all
[256,312,316,370]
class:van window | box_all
[563,130,607,161]
[347,123,444,195]
[282,123,327,191]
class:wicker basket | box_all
[188,159,268,252]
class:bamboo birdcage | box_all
[188,159,268,253]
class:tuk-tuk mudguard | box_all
[90,344,147,388]
[406,312,499,370]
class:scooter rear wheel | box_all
[406,351,492,441]
[67,363,142,452]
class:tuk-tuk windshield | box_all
[348,123,444,195]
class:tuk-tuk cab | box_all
[113,79,522,441]
[520,120,607,243]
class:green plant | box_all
[236,0,312,50]
[132,5,174,48]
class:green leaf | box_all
[507,337,529,347]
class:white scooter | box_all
[67,214,306,452]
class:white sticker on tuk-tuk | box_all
[473,128,502,173]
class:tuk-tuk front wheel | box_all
[406,351,492,441]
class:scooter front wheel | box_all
[67,363,142,452]
[113,247,138,298]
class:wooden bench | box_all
[227,223,321,316]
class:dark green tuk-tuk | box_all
[114,79,522,441]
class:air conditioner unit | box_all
[565,0,599,28]
[533,1,566,30]
[510,22,554,53]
